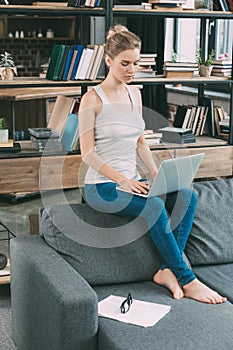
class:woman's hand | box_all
[118,179,150,194]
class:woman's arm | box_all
[132,86,158,180]
[137,134,158,181]
[79,90,149,194]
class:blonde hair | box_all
[105,24,141,59]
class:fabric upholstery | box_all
[40,204,163,286]
[10,236,98,350]
[185,178,233,266]
[95,281,233,350]
[194,263,233,303]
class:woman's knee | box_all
[145,196,166,213]
[179,188,198,206]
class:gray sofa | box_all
[10,178,233,350]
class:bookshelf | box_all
[0,2,232,180]
[110,3,233,145]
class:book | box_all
[158,126,193,135]
[88,44,104,80]
[164,61,198,68]
[219,0,229,11]
[134,70,157,78]
[70,44,85,80]
[173,105,188,128]
[181,107,192,129]
[212,59,232,65]
[52,45,66,81]
[199,107,208,136]
[144,131,161,146]
[47,95,76,137]
[211,71,231,77]
[212,63,232,68]
[202,97,215,137]
[85,44,100,79]
[194,106,206,136]
[77,47,94,80]
[31,136,63,152]
[214,107,221,136]
[67,50,78,80]
[61,113,79,151]
[74,48,88,80]
[226,0,233,10]
[164,70,194,78]
[57,45,70,81]
[28,128,59,139]
[158,127,195,144]
[114,3,152,9]
[62,48,75,81]
[46,44,66,80]
[191,105,201,135]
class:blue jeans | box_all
[84,182,197,287]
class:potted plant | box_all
[196,48,215,77]
[0,51,17,80]
[0,117,9,143]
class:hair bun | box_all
[106,25,128,40]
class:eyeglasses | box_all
[120,293,133,314]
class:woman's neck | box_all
[101,74,126,95]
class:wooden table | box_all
[0,86,82,140]
[0,138,232,196]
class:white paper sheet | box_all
[98,295,171,328]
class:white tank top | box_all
[84,84,145,184]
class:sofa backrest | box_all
[40,204,163,286]
[186,178,233,266]
[40,178,233,286]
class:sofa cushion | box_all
[185,178,233,266]
[40,203,164,286]
[95,281,233,350]
[193,263,233,303]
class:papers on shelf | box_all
[98,295,171,328]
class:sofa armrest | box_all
[10,235,98,350]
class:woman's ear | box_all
[105,55,111,68]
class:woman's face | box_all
[106,48,140,83]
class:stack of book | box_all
[144,129,162,147]
[47,95,80,152]
[158,126,196,144]
[46,43,104,81]
[113,2,152,9]
[135,53,157,78]
[213,105,230,139]
[163,61,199,78]
[173,104,209,136]
[67,0,101,8]
[211,59,232,77]
[148,0,187,10]
[28,128,62,152]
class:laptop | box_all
[117,153,205,198]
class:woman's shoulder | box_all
[127,85,142,105]
[80,87,103,108]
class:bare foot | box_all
[153,268,184,300]
[183,278,227,304]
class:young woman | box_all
[79,25,226,304]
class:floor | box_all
[0,188,82,257]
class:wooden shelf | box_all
[0,76,231,89]
[0,5,106,16]
[112,8,233,19]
